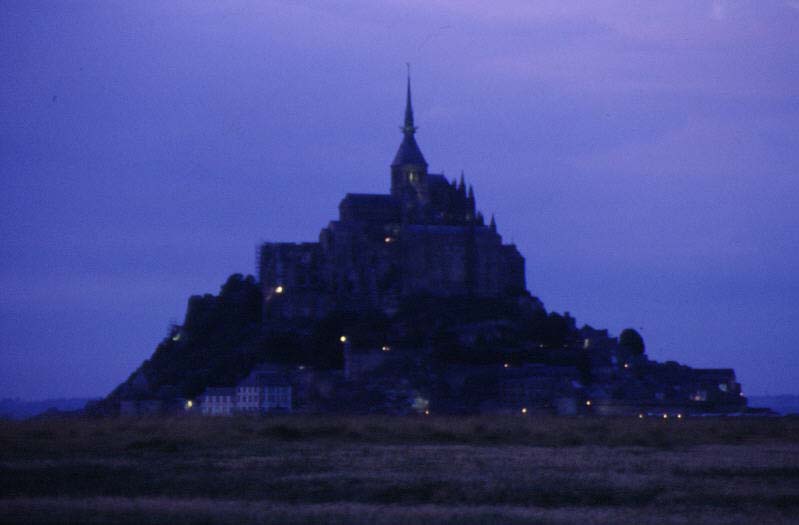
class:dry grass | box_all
[1,416,798,524]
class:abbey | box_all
[259,78,526,319]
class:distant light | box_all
[623,363,629,369]
[585,400,592,406]
[384,237,394,243]
[521,407,527,414]
[583,338,590,349]
[662,413,668,419]
[186,400,193,409]
[677,413,683,419]
[339,335,347,343]
[275,285,284,294]
[638,413,644,419]
[172,333,181,342]
[503,363,509,368]
[298,365,305,370]
[381,345,390,352]
[424,409,430,415]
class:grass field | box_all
[1,415,798,524]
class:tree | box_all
[619,328,645,356]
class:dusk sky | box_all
[2,1,797,400]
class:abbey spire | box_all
[391,68,427,168]
[402,72,417,135]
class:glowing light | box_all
[503,363,509,368]
[381,345,390,352]
[172,333,181,342]
[412,396,430,414]
[521,407,527,414]
[638,413,644,419]
[275,285,284,294]
[585,400,592,406]
[186,400,193,409]
[623,363,629,369]
[677,413,683,419]
[339,335,347,343]
[384,237,394,243]
[662,413,668,419]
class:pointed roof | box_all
[391,69,427,168]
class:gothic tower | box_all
[390,72,428,221]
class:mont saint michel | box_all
[97,77,746,418]
[6,4,799,523]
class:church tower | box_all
[391,71,428,220]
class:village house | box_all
[198,365,293,415]
[199,387,236,416]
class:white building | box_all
[236,366,292,413]
[200,387,236,416]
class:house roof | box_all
[237,370,291,388]
[201,387,235,397]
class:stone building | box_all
[235,365,292,413]
[259,77,525,319]
[200,387,236,416]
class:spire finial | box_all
[402,63,417,135]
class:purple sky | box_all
[2,1,798,399]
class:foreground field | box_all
[1,416,798,524]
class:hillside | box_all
[95,273,613,414]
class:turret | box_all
[466,185,476,221]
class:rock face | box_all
[259,77,525,320]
